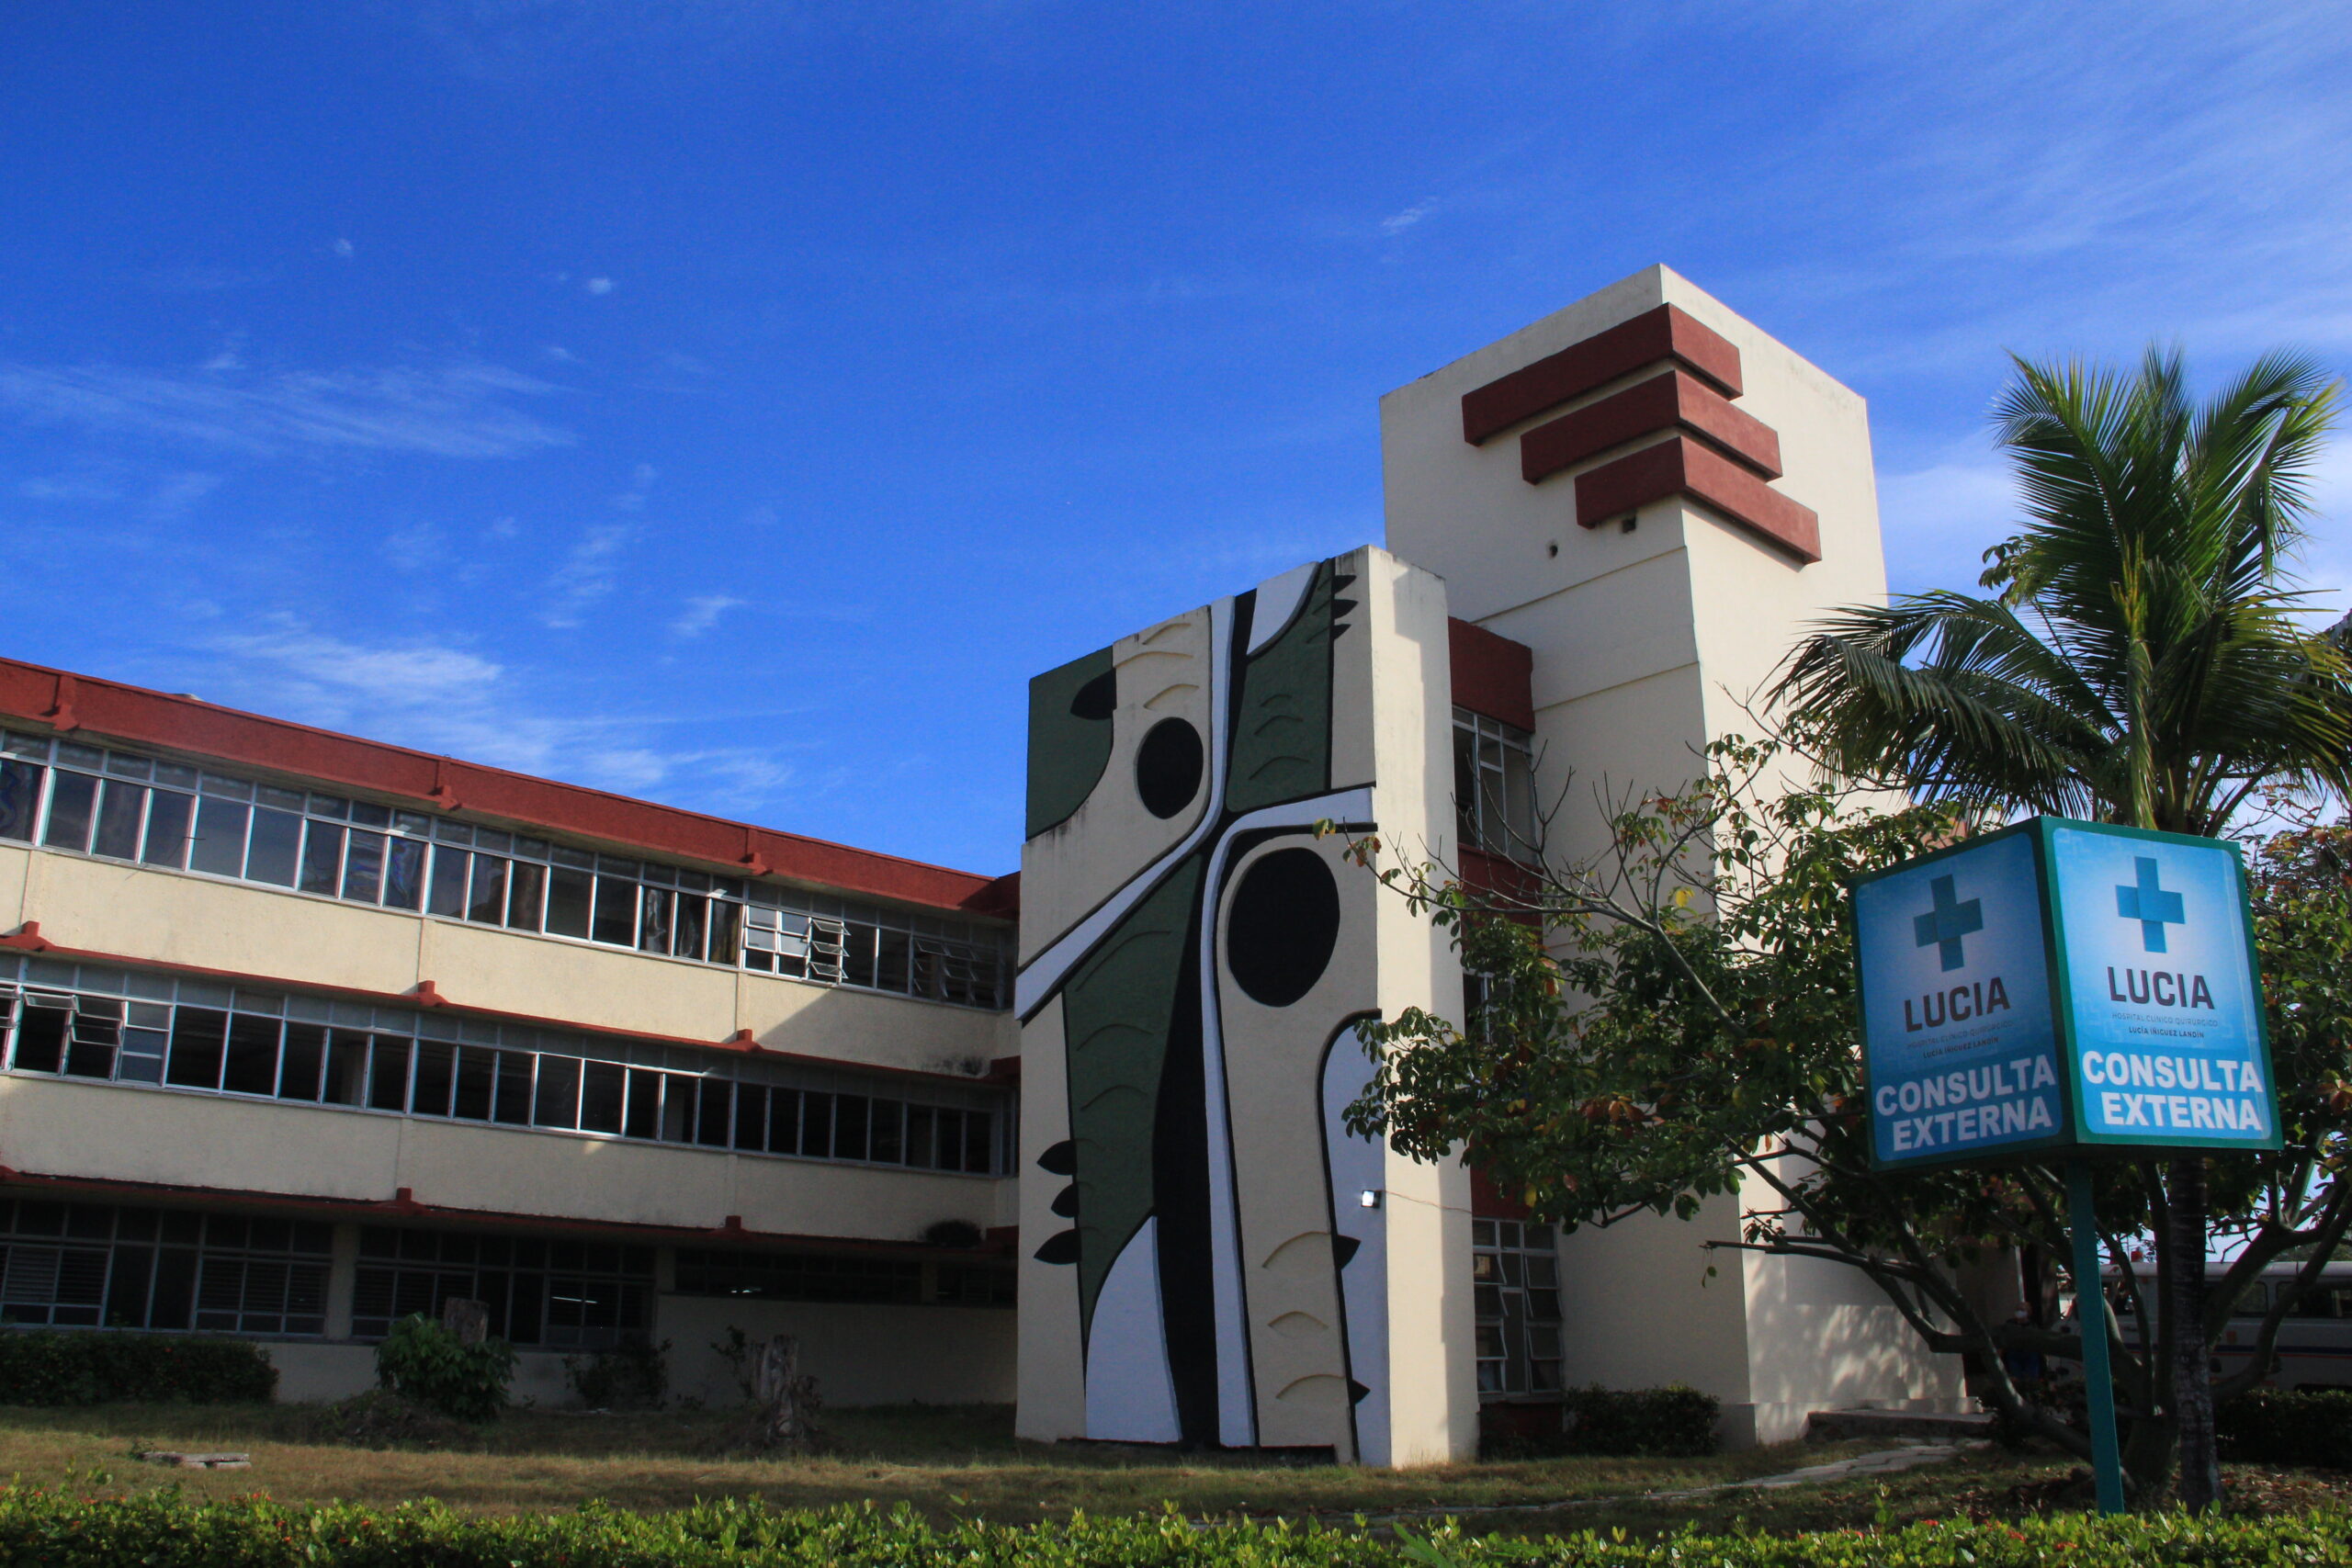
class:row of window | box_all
[0,1201,333,1336]
[0,1206,1012,1344]
[1473,1217,1563,1397]
[0,730,1011,1010]
[0,959,1008,1177]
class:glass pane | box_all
[383,838,428,909]
[0,760,43,841]
[412,1041,457,1117]
[243,807,302,886]
[342,829,385,903]
[546,868,593,938]
[622,1069,660,1139]
[869,1099,903,1163]
[695,1078,731,1145]
[10,1005,68,1072]
[221,1014,281,1095]
[187,797,250,876]
[767,1088,801,1155]
[493,1051,533,1124]
[534,1055,581,1129]
[674,894,707,962]
[581,1061,625,1134]
[639,887,673,954]
[506,861,546,931]
[453,1047,495,1120]
[42,770,96,851]
[300,821,345,896]
[165,1008,228,1089]
[805,1091,836,1159]
[141,789,193,867]
[900,1102,929,1168]
[368,1037,412,1111]
[427,847,469,917]
[323,1032,369,1104]
[733,1083,767,1150]
[467,855,508,924]
[91,780,145,860]
[593,877,637,946]
[834,1094,869,1160]
[708,900,741,965]
[278,1023,326,1100]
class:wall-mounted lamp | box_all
[1359,1190,1383,1210]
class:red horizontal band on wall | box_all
[0,658,1014,918]
[1446,618,1535,731]
[1461,305,1743,446]
[1573,435,1822,564]
[1520,369,1781,485]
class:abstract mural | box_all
[1015,547,1464,1464]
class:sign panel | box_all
[2046,822,2277,1151]
[1853,823,2066,1168]
[1852,816,2278,1169]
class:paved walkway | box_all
[1327,1439,1989,1528]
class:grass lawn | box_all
[0,1403,2342,1539]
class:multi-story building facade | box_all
[0,266,1973,1454]
[0,660,1022,1405]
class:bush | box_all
[0,1329,275,1404]
[374,1314,515,1423]
[2218,1386,2352,1469]
[1558,1382,1721,1457]
[563,1334,669,1410]
[0,1489,2342,1566]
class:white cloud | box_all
[16,475,119,503]
[0,360,574,458]
[1875,461,2018,593]
[146,470,223,520]
[584,276,615,296]
[196,615,801,813]
[1380,198,1437,236]
[539,522,635,627]
[609,461,657,510]
[670,594,743,637]
[331,237,356,258]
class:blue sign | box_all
[1851,817,2277,1169]
[1853,825,2066,1167]
[2047,823,2275,1150]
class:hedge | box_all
[0,1490,2346,1568]
[2217,1386,2352,1469]
[0,1330,277,1405]
[1558,1383,1721,1457]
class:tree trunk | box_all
[441,1297,490,1347]
[2166,1157,2221,1509]
[737,1335,820,1452]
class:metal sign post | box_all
[2064,1159,2128,1514]
[1849,817,2279,1517]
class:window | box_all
[1453,709,1538,860]
[0,728,1012,1010]
[0,961,1008,1177]
[349,1226,654,1348]
[1472,1218,1562,1397]
[0,1201,330,1335]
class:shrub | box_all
[0,1488,2343,1566]
[2218,1386,2352,1469]
[563,1333,668,1410]
[374,1314,515,1423]
[1558,1382,1721,1456]
[0,1329,275,1404]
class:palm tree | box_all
[1772,347,2349,1509]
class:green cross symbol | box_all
[2115,856,2185,953]
[1913,874,1984,973]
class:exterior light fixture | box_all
[1359,1190,1382,1209]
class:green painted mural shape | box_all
[1226,561,1346,815]
[1026,647,1114,839]
[1059,856,1204,1344]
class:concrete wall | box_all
[1380,265,1962,1438]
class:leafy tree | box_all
[1769,347,2348,1506]
[1342,751,2352,1501]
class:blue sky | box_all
[4,2,2347,876]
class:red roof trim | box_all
[1447,618,1536,732]
[0,1162,1013,1260]
[0,655,1012,918]
[1,926,1001,1090]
